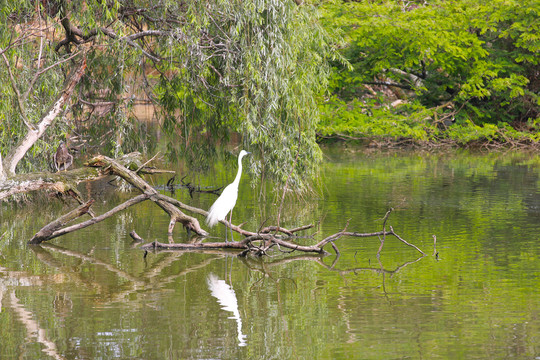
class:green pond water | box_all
[1,147,540,359]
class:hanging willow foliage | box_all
[158,0,333,191]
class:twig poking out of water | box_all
[433,234,440,260]
[377,208,393,258]
[130,231,144,243]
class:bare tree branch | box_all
[29,195,149,244]
[99,27,166,62]
[28,200,96,244]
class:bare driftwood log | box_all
[28,195,149,244]
[29,199,95,244]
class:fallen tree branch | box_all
[177,175,223,198]
[86,155,208,236]
[28,195,151,244]
[138,210,426,258]
[0,168,99,201]
[27,153,210,243]
[377,208,393,258]
[141,239,251,251]
[0,152,169,201]
[28,199,95,244]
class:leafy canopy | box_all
[158,0,332,190]
[319,0,540,143]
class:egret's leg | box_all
[224,217,228,243]
[229,209,234,242]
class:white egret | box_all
[206,150,250,241]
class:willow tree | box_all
[0,0,332,190]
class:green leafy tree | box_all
[158,0,331,189]
[319,0,540,143]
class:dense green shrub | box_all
[319,0,540,144]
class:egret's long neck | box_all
[232,155,244,186]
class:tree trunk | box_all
[0,153,4,181]
[2,56,86,177]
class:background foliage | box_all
[2,0,540,186]
[318,0,540,144]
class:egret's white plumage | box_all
[206,150,250,228]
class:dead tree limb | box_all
[28,195,148,244]
[377,208,393,258]
[388,225,425,255]
[27,154,427,259]
[0,168,99,201]
[86,155,208,236]
[27,154,207,244]
[0,152,166,202]
[28,199,95,244]
[138,208,426,258]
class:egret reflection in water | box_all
[207,273,247,346]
